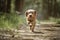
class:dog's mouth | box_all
[28,20,33,22]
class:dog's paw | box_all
[32,30,34,32]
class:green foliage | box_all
[56,19,60,24]
[0,13,26,29]
[49,17,57,22]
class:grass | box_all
[0,12,26,29]
[56,19,60,24]
[39,17,60,24]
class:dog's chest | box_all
[27,17,34,21]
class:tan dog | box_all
[25,9,37,32]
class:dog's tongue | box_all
[29,23,32,26]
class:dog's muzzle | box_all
[29,15,32,17]
[28,13,32,17]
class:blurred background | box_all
[0,0,60,29]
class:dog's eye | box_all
[31,13,33,14]
[25,12,28,16]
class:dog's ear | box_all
[25,12,28,16]
[34,10,37,16]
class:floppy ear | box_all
[34,10,37,16]
[25,12,28,17]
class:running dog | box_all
[25,9,37,32]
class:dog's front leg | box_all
[31,22,36,32]
[30,25,32,31]
[31,25,35,32]
[29,23,32,30]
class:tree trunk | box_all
[15,0,24,12]
[6,0,11,13]
[53,0,57,17]
[0,0,6,12]
[48,0,52,16]
[42,0,49,20]
[0,0,11,13]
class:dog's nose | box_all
[30,15,32,17]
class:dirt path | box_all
[0,22,60,40]
[17,22,60,40]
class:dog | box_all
[25,9,37,32]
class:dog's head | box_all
[25,9,37,18]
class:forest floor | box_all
[0,22,60,40]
